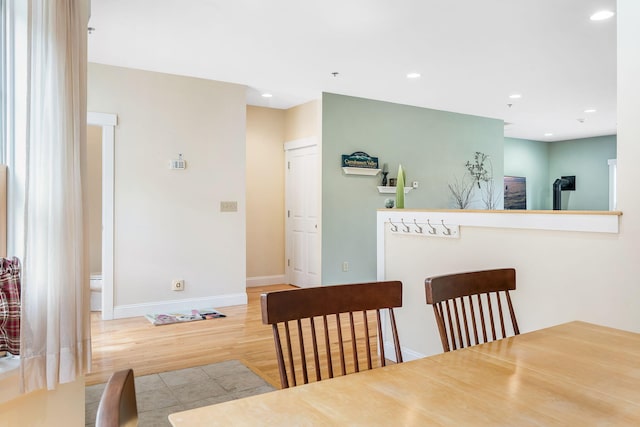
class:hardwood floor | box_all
[86,284,294,387]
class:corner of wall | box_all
[284,99,321,141]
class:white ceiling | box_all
[88,0,616,142]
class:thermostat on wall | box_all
[170,153,187,170]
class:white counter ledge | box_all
[378,209,621,234]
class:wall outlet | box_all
[172,279,185,291]
[220,201,238,212]
[342,261,349,272]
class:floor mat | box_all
[85,360,275,427]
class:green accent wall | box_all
[505,135,616,211]
[504,137,551,210]
[321,93,503,284]
[549,135,616,210]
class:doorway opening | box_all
[87,112,116,319]
[87,124,103,310]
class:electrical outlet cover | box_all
[220,201,238,212]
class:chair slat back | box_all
[425,269,519,352]
[96,369,138,427]
[261,281,403,389]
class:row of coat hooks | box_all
[388,218,460,239]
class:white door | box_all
[285,140,321,288]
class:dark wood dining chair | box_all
[261,281,403,389]
[96,368,138,427]
[425,268,519,352]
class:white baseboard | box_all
[384,341,425,363]
[246,275,286,287]
[90,277,103,312]
[90,290,102,312]
[112,292,248,319]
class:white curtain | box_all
[19,0,91,392]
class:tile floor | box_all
[85,360,275,427]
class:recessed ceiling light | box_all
[590,10,615,21]
[406,72,421,79]
[509,94,522,99]
[544,133,553,137]
[261,93,273,98]
[584,109,597,113]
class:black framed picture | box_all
[504,176,526,210]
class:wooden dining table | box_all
[168,321,640,426]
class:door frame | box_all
[284,137,320,286]
[88,112,117,320]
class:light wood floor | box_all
[86,284,294,387]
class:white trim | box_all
[377,186,413,194]
[376,212,387,281]
[246,274,287,287]
[112,292,248,319]
[90,276,103,311]
[383,341,425,363]
[608,159,617,211]
[87,112,117,319]
[284,137,316,151]
[342,167,381,176]
[90,290,102,312]
[87,111,117,126]
[380,210,620,235]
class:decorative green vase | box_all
[396,165,405,209]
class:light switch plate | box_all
[220,201,238,212]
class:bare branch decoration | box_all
[449,151,502,209]
[448,174,475,209]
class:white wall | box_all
[87,63,247,316]
[382,1,640,359]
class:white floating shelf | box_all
[378,186,413,194]
[342,167,381,176]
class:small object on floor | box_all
[145,308,226,326]
[198,309,226,320]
